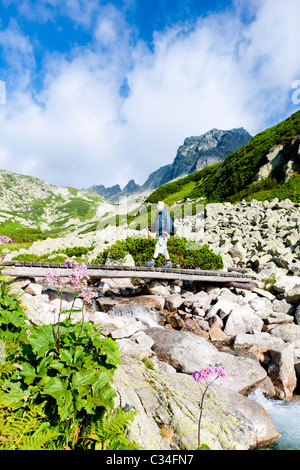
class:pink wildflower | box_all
[193,366,227,382]
[45,271,62,290]
[68,262,90,292]
[214,366,227,378]
[193,365,227,448]
[0,235,13,245]
[64,258,78,268]
[80,288,98,305]
[193,367,215,382]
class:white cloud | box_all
[2,0,100,26]
[0,52,124,187]
[0,0,300,190]
[0,19,35,90]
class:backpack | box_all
[169,214,176,236]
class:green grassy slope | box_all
[0,170,108,243]
[146,110,300,206]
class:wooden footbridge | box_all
[0,260,255,289]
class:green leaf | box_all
[49,359,67,374]
[91,333,102,349]
[92,385,116,408]
[0,308,24,327]
[74,393,87,412]
[92,371,112,395]
[197,443,211,450]
[42,376,67,400]
[1,295,16,308]
[84,396,96,415]
[73,346,85,365]
[1,382,29,405]
[57,390,75,421]
[101,337,121,365]
[37,356,53,378]
[29,325,56,358]
[0,308,12,325]
[60,349,74,366]
[72,370,96,389]
[19,362,36,385]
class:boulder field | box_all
[10,263,300,450]
[3,197,300,450]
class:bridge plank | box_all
[0,266,254,286]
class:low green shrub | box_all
[12,245,95,263]
[93,236,223,270]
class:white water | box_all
[249,389,300,450]
[106,303,164,329]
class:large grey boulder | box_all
[223,307,264,336]
[268,344,297,399]
[232,332,285,351]
[112,356,280,450]
[267,323,300,342]
[145,328,267,395]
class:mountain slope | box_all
[85,127,252,201]
[136,127,252,192]
[86,179,141,203]
[146,111,300,206]
[0,169,113,242]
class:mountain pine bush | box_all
[93,236,223,270]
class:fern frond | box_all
[0,400,60,450]
[0,363,16,379]
[96,407,136,438]
[81,407,139,450]
[22,430,61,450]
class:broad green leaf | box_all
[91,333,102,349]
[60,349,74,366]
[37,356,53,378]
[92,371,112,395]
[92,385,116,408]
[1,381,29,404]
[101,337,121,365]
[72,370,96,389]
[49,359,67,373]
[74,394,87,412]
[42,376,67,400]
[19,362,36,385]
[84,397,96,415]
[0,308,11,325]
[29,325,56,358]
[1,295,16,308]
[197,443,211,450]
[57,390,75,421]
[73,346,85,365]
[0,307,24,327]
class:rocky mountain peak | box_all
[86,126,252,201]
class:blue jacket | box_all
[150,209,172,237]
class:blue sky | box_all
[0,0,299,189]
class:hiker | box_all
[145,201,173,268]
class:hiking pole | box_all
[147,226,151,260]
[167,237,185,266]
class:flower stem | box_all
[197,376,219,448]
[56,290,63,354]
[72,305,85,363]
